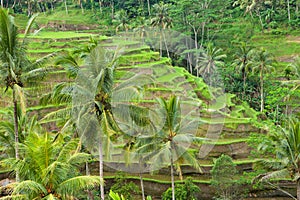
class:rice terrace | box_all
[0,1,299,200]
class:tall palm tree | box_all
[136,95,202,200]
[73,46,152,200]
[249,48,275,112]
[232,42,253,99]
[151,2,172,57]
[1,130,101,199]
[256,119,300,200]
[196,43,227,81]
[0,8,53,181]
[114,9,130,33]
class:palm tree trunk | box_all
[80,1,84,14]
[201,22,205,48]
[243,67,246,100]
[297,179,300,200]
[287,0,291,22]
[111,0,114,19]
[162,30,170,58]
[178,165,183,181]
[64,0,68,15]
[99,0,102,14]
[147,0,151,16]
[260,69,264,112]
[140,172,145,200]
[86,162,94,200]
[170,143,175,200]
[13,88,20,182]
[160,33,162,57]
[99,140,105,200]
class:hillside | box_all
[0,2,299,200]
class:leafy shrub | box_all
[162,177,200,200]
[109,172,140,200]
[211,154,246,200]
[268,21,278,29]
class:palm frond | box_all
[67,153,90,166]
[22,13,39,44]
[57,176,102,198]
[256,169,289,183]
[12,180,47,197]
[21,65,56,82]
[57,139,79,162]
[40,106,71,124]
[42,194,58,200]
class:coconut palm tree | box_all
[136,95,202,200]
[0,8,55,181]
[72,45,153,200]
[196,43,226,82]
[0,109,40,160]
[114,9,130,33]
[256,119,300,200]
[1,130,101,199]
[151,2,172,57]
[249,48,275,112]
[232,42,253,99]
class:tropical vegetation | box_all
[0,0,299,199]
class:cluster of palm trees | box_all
[231,43,276,112]
[0,7,203,200]
[255,118,300,200]
[0,7,101,199]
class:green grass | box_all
[200,117,250,125]
[35,8,98,25]
[203,138,248,145]
[104,173,211,184]
[24,31,98,39]
[250,33,300,59]
[118,52,160,66]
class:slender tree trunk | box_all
[64,0,68,15]
[260,68,264,112]
[178,165,183,181]
[12,0,16,8]
[99,0,102,14]
[160,32,162,57]
[1,0,3,8]
[147,0,151,16]
[111,0,114,19]
[257,11,264,33]
[13,88,19,182]
[86,162,94,200]
[80,1,84,14]
[140,173,145,200]
[170,143,175,200]
[99,140,105,200]
[287,0,291,22]
[243,66,246,100]
[50,1,54,11]
[200,22,205,48]
[162,30,170,58]
[297,179,300,200]
[139,160,145,200]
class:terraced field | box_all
[0,25,267,199]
